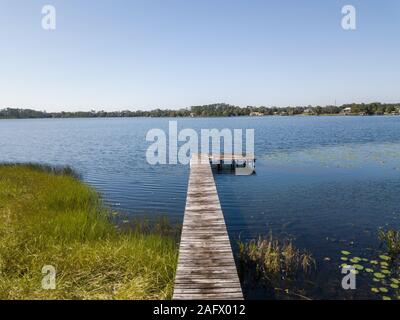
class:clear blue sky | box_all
[0,0,399,111]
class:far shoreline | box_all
[1,103,400,120]
[1,114,400,121]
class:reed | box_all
[378,229,400,261]
[238,233,315,281]
[0,164,178,299]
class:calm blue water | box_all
[1,116,400,299]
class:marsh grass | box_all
[379,229,400,261]
[238,234,315,279]
[0,164,178,299]
[238,233,315,299]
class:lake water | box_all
[1,116,400,299]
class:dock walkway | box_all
[173,153,243,300]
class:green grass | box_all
[0,164,178,299]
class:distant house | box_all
[249,111,264,117]
[341,107,352,115]
[303,108,314,115]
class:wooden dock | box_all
[208,153,256,164]
[209,153,256,174]
[173,153,243,300]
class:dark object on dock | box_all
[209,153,256,175]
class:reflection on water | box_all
[1,116,400,299]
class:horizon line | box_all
[2,100,400,113]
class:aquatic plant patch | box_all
[237,233,315,299]
[338,248,400,300]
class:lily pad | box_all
[390,283,399,289]
[379,287,389,293]
[379,255,390,261]
[390,278,399,284]
[341,257,348,261]
[374,273,385,279]
[370,260,378,265]
[341,250,351,255]
[371,288,379,293]
[354,264,364,270]
[382,296,391,300]
[365,268,374,273]
[380,261,389,266]
[381,269,391,274]
[373,278,380,282]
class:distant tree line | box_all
[1,103,399,119]
[342,102,399,115]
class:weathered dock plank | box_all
[173,153,243,300]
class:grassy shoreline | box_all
[0,164,178,299]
